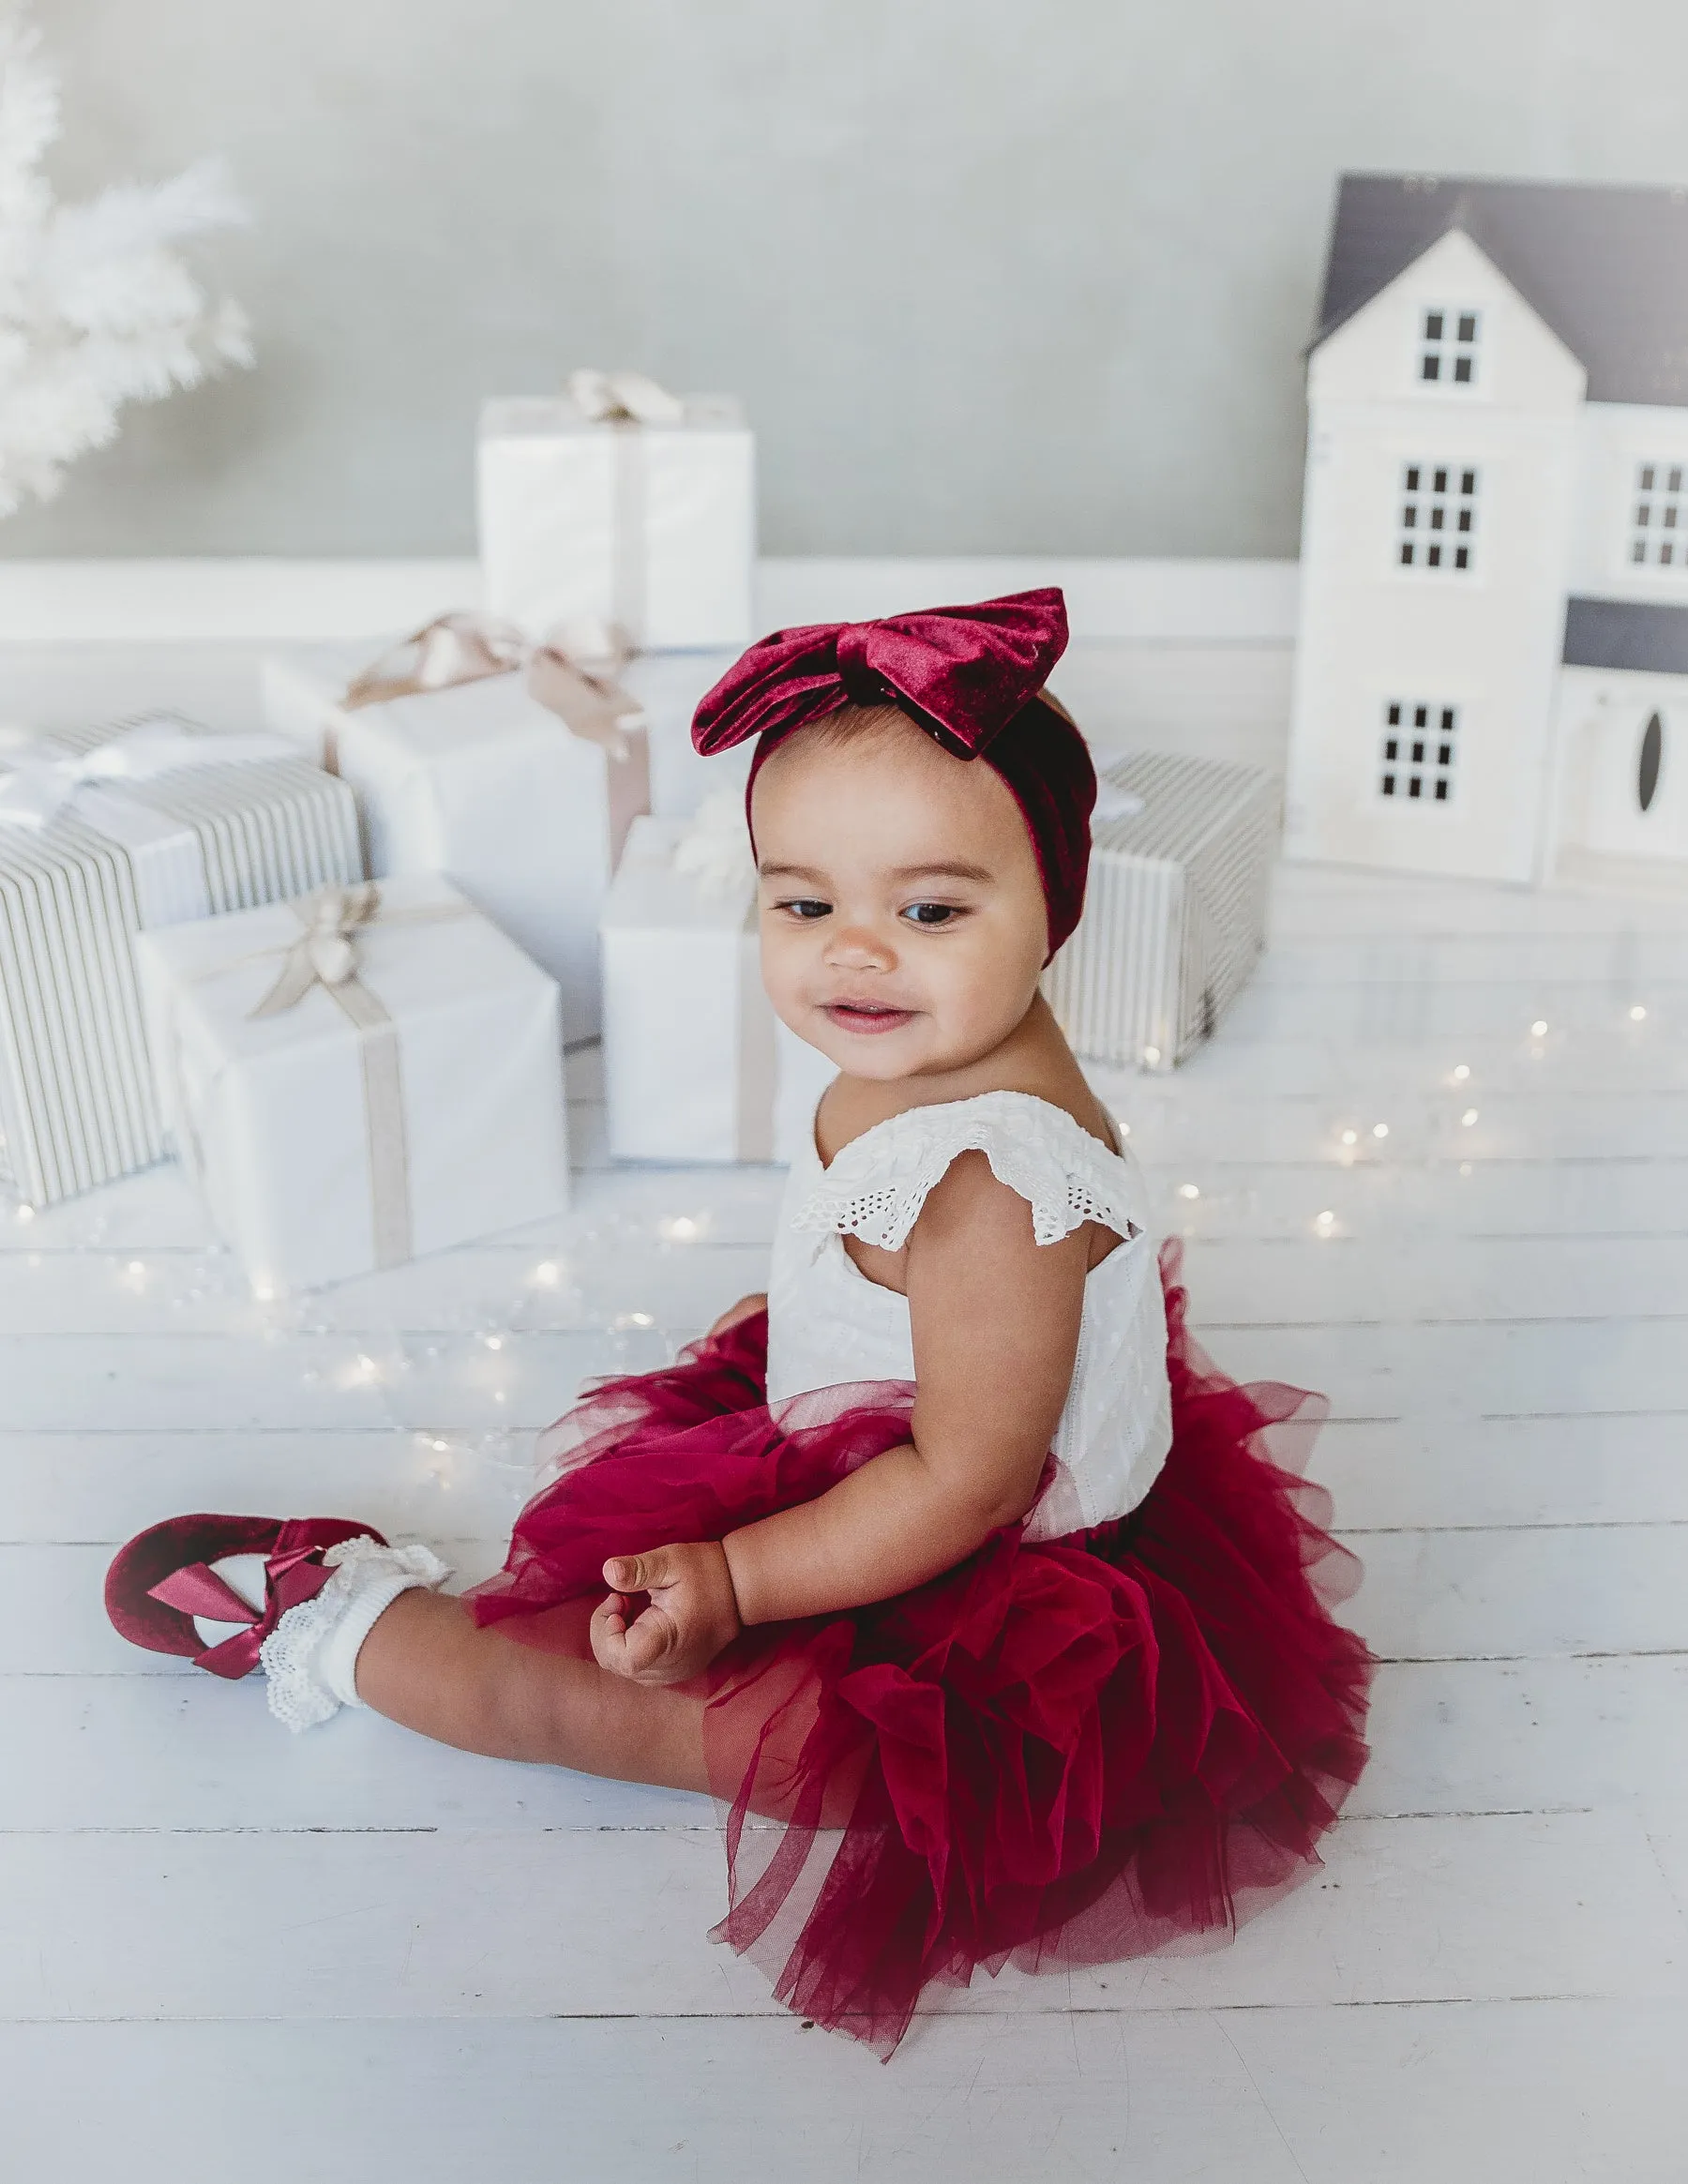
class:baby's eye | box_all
[776,897,832,922]
[901,902,961,927]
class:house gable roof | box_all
[1317,174,1688,406]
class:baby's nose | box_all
[825,922,897,968]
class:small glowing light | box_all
[482,1333,504,1350]
[1452,1063,1470,1082]
[1340,1129,1358,1147]
[253,1281,276,1303]
[1630,1005,1648,1022]
[430,1438,452,1453]
[1177,1182,1200,1200]
[1530,1019,1548,1039]
[1315,1209,1335,1230]
[1461,1108,1479,1127]
[532,1261,561,1288]
[492,1391,506,1405]
[1142,1046,1162,1067]
[1372,1123,1389,1139]
[1459,1161,1473,1177]
[127,1259,144,1274]
[628,1311,655,1327]
[14,1205,34,1225]
[660,1215,701,1243]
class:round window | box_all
[1639,712,1664,813]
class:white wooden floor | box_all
[2,638,1686,2181]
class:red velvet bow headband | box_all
[690,587,1095,956]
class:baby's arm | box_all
[723,1151,1086,1623]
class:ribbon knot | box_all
[146,1523,334,1679]
[249,881,382,1019]
[0,715,298,834]
[566,367,685,427]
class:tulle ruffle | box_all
[470,1247,1374,2056]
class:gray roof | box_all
[1563,595,1688,675]
[1317,174,1688,406]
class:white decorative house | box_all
[1288,173,1688,889]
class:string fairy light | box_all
[1371,1123,1389,1139]
[1452,1063,1470,1082]
[660,1215,701,1243]
[1461,1108,1479,1127]
[1530,1019,1548,1039]
[1340,1129,1358,1147]
[1177,1182,1200,1200]
[1630,1005,1648,1022]
[532,1261,561,1288]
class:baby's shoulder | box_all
[797,1087,1149,1256]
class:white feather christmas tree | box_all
[0,8,251,519]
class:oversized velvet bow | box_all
[691,587,1069,759]
[147,1521,335,1679]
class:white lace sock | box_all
[200,1537,452,1734]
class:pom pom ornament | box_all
[0,9,251,519]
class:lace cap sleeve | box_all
[791,1091,1151,1253]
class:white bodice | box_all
[766,1090,1173,1542]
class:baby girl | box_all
[107,589,1372,2056]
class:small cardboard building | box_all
[1288,173,1688,890]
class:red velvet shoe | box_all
[105,1514,386,1679]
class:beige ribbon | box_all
[565,369,686,648]
[667,797,775,1160]
[244,882,473,1271]
[333,612,652,864]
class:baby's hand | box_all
[706,1292,767,1339]
[590,1542,742,1686]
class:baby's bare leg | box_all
[354,1589,712,1794]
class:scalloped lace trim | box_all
[259,1537,451,1734]
[791,1091,1145,1254]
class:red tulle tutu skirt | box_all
[470,1246,1374,2055]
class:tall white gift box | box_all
[477,373,755,652]
[258,631,655,1046]
[601,812,835,1164]
[1043,751,1280,1072]
[0,715,363,1208]
[135,875,569,1295]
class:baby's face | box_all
[750,715,1049,1081]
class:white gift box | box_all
[601,815,835,1164]
[1043,751,1280,1072]
[477,392,755,652]
[135,874,569,1295]
[0,716,362,1209]
[258,641,657,1046]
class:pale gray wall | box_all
[8,0,1688,561]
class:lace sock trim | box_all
[259,1537,452,1735]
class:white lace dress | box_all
[766,1090,1173,1543]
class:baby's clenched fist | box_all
[591,1540,742,1686]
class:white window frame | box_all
[1629,461,1688,571]
[1418,307,1481,389]
[1379,700,1458,809]
[1396,461,1479,576]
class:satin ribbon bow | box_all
[249,881,383,1019]
[690,588,1070,761]
[341,611,646,761]
[0,715,297,833]
[566,367,685,427]
[147,1523,334,1679]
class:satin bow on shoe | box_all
[146,1521,336,1678]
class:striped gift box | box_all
[0,717,362,1209]
[1044,750,1280,1072]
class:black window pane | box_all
[1667,508,1680,530]
[1435,778,1450,801]
[1409,776,1424,798]
[1457,314,1477,342]
[1430,507,1444,529]
[1454,548,1469,568]
[1638,505,1651,525]
[1403,505,1417,527]
[1414,706,1429,727]
[1634,542,1648,563]
[1424,312,1444,339]
[1441,709,1455,731]
[1385,739,1398,761]
[1642,468,1656,490]
[1400,543,1415,565]
[1434,469,1448,491]
[1439,744,1452,765]
[1406,467,1420,490]
[1462,471,1476,494]
[1427,546,1442,565]
[1454,356,1473,383]
[1381,775,1395,796]
[1388,702,1402,725]
[1672,468,1683,492]
[1457,508,1472,530]
[1421,355,1440,380]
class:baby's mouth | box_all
[822,1000,916,1035]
